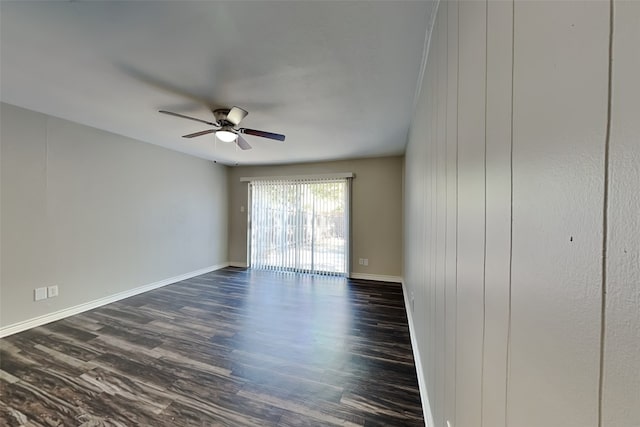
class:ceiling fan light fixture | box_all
[159,107,285,149]
[216,130,237,143]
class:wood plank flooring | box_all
[0,268,424,426]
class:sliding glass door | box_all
[249,178,349,276]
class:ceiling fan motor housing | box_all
[213,109,231,125]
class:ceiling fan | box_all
[159,106,285,150]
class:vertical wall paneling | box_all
[444,1,459,424]
[509,1,609,426]
[602,1,640,425]
[424,11,437,399]
[434,3,449,425]
[405,1,638,426]
[455,1,487,426]
[402,0,438,423]
[428,19,438,405]
[482,1,513,426]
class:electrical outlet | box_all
[34,287,47,301]
[359,258,364,265]
[240,206,245,212]
[363,258,368,266]
[48,285,59,298]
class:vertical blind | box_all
[249,177,349,276]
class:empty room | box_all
[1,1,638,426]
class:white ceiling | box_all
[0,1,434,165]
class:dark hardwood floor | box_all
[0,268,424,426]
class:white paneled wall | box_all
[443,2,459,423]
[482,1,513,425]
[509,1,608,425]
[603,1,640,425]
[403,1,639,427]
[455,1,486,425]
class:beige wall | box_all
[1,103,228,330]
[227,157,403,278]
[404,1,638,427]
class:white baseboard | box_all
[402,281,435,427]
[0,263,228,338]
[228,261,248,268]
[349,272,402,283]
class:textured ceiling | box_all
[0,1,434,165]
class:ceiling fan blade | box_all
[236,135,252,150]
[159,110,218,126]
[182,129,216,138]
[240,128,286,142]
[226,106,248,126]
